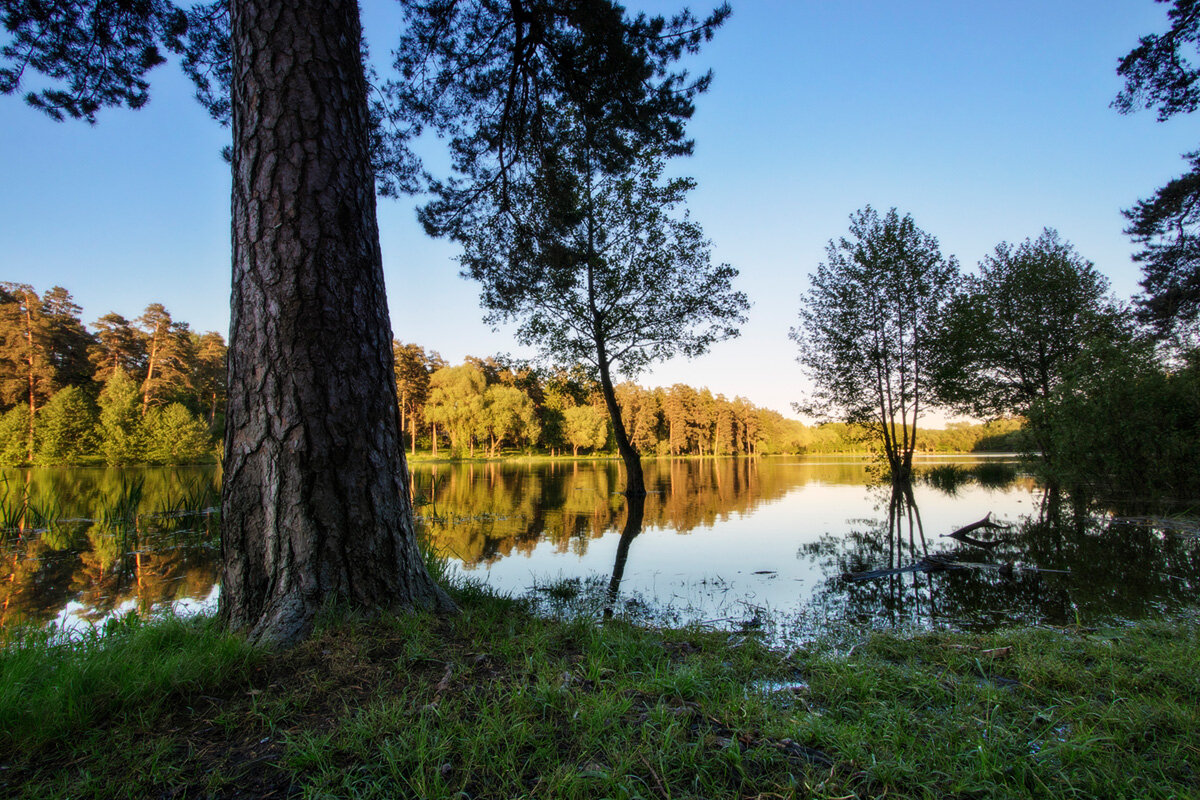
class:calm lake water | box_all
[2,458,1197,641]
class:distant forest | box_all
[0,282,1021,466]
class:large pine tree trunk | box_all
[220,0,453,647]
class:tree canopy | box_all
[1115,0,1200,339]
[931,229,1125,424]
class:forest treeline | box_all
[0,281,1021,467]
[393,343,1023,459]
[0,283,223,466]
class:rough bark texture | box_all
[221,0,453,647]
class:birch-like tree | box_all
[791,207,959,484]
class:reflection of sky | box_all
[463,480,1038,624]
[47,580,220,639]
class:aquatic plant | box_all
[921,464,972,495]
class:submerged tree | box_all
[1115,0,1200,339]
[397,1,736,497]
[437,142,747,495]
[791,207,959,485]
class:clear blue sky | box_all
[2,2,1194,419]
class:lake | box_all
[2,457,1197,642]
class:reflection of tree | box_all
[0,467,220,628]
[802,483,940,627]
[412,458,804,567]
[604,493,646,617]
[798,486,1200,629]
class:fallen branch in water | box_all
[942,512,1013,549]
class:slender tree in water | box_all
[427,137,748,495]
[395,1,738,497]
[791,207,959,486]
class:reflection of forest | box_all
[1,467,220,629]
[413,458,844,567]
[797,488,1200,630]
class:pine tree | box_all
[39,286,94,389]
[97,369,143,465]
[0,283,56,460]
[137,304,194,413]
[89,312,147,383]
[36,385,100,464]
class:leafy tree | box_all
[791,207,960,484]
[89,312,147,382]
[393,341,435,455]
[630,386,662,455]
[562,404,609,456]
[1114,0,1200,338]
[36,385,100,463]
[191,330,227,429]
[931,229,1125,452]
[97,368,143,466]
[480,384,541,456]
[143,402,214,464]
[402,0,736,497]
[663,384,700,455]
[425,364,487,458]
[1030,338,1200,507]
[0,406,31,466]
[434,136,746,495]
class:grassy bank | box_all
[1,584,1197,799]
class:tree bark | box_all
[220,0,453,648]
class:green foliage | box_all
[425,364,487,456]
[1114,1,1200,338]
[0,283,58,418]
[0,406,31,466]
[35,385,99,464]
[1,282,228,465]
[480,384,541,455]
[1030,341,1200,508]
[792,206,959,481]
[445,147,749,383]
[0,1,188,122]
[562,405,610,455]
[97,369,144,465]
[391,1,730,198]
[932,229,1125,426]
[142,403,214,465]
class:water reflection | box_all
[604,492,646,617]
[798,484,1200,632]
[1,467,220,631]
[2,459,1197,638]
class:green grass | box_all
[1,583,1197,799]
